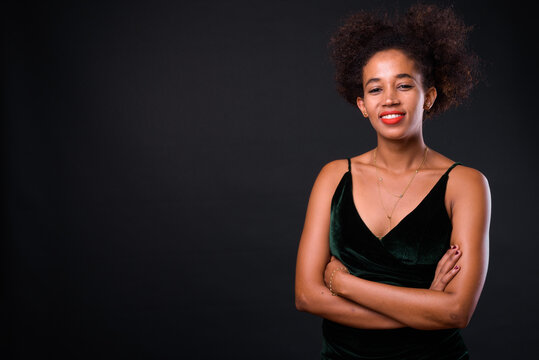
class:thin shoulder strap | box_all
[347,158,351,172]
[443,162,462,177]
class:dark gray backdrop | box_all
[3,0,538,359]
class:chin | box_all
[377,121,422,139]
[377,127,416,141]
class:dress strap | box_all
[443,162,462,177]
[347,158,351,172]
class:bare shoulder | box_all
[305,159,350,211]
[316,159,349,188]
[447,164,491,207]
[448,165,490,190]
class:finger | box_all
[446,249,462,271]
[439,265,461,287]
[437,247,462,274]
[435,249,451,273]
[435,246,457,273]
[438,249,462,279]
[431,264,461,291]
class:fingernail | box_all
[451,245,456,249]
[454,265,459,270]
[455,250,460,255]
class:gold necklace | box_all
[373,147,428,239]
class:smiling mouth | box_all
[381,113,402,119]
[380,111,405,125]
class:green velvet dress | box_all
[321,159,469,360]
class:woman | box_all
[295,4,490,359]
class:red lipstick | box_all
[379,111,405,125]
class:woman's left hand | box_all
[324,256,349,290]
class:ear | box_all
[356,97,369,118]
[424,87,437,111]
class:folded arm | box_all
[295,160,404,329]
[325,166,491,330]
[295,160,468,330]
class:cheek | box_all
[407,91,425,108]
[363,97,377,111]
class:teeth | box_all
[381,114,403,119]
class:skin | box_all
[295,49,490,330]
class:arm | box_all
[326,167,491,330]
[295,160,405,329]
[295,161,464,329]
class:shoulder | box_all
[304,159,350,211]
[315,159,349,189]
[447,164,491,209]
[448,164,490,191]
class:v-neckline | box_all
[348,165,453,241]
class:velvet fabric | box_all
[321,160,469,360]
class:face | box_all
[356,49,436,140]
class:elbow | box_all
[294,281,327,314]
[295,286,322,313]
[452,313,471,329]
[447,304,473,329]
[419,302,472,330]
[295,291,310,312]
[450,315,470,329]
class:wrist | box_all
[329,267,349,296]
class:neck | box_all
[374,135,427,173]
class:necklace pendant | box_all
[373,147,429,235]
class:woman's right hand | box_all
[429,245,462,291]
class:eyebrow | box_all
[364,73,415,86]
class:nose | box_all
[383,88,400,106]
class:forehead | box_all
[363,49,419,82]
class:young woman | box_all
[295,4,490,359]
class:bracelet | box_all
[329,267,349,296]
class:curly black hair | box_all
[329,3,480,118]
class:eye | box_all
[398,84,413,90]
[368,87,382,94]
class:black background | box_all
[3,0,538,359]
